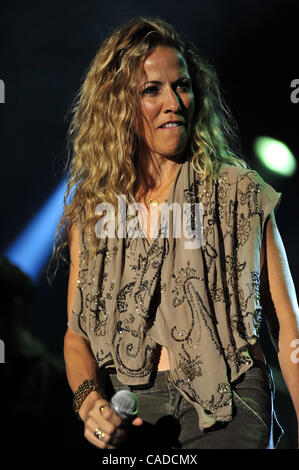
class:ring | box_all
[99,405,107,414]
[94,428,105,441]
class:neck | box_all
[136,151,185,190]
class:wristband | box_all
[73,378,99,420]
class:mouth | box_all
[159,121,185,129]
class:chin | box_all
[160,146,187,158]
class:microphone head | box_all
[110,390,139,421]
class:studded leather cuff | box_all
[73,378,99,420]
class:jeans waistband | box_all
[107,368,173,391]
[106,361,273,391]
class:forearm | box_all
[64,329,99,392]
[64,329,108,420]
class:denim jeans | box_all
[105,362,284,449]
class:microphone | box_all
[110,390,139,422]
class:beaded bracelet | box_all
[73,378,100,420]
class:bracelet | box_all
[73,378,100,420]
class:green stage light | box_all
[254,136,297,176]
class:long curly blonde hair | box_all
[48,16,249,281]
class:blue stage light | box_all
[5,179,67,280]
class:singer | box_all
[52,17,299,449]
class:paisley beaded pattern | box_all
[68,161,282,430]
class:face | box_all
[137,46,194,160]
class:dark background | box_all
[0,0,298,450]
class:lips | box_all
[159,120,185,129]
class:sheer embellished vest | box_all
[69,161,282,430]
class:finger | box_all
[88,414,117,439]
[90,433,116,450]
[85,423,116,450]
[87,401,122,432]
[87,413,128,446]
[99,404,109,415]
[132,416,143,426]
[91,425,127,449]
[99,404,122,427]
[84,426,110,449]
[109,428,128,448]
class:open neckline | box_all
[133,164,183,251]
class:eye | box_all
[142,85,159,96]
[177,80,191,92]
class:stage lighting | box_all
[5,179,66,280]
[254,136,297,176]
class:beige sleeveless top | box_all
[68,161,282,430]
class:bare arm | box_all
[260,211,299,443]
[64,223,100,415]
[64,223,142,448]
[64,224,98,390]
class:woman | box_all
[52,17,299,449]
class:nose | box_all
[164,86,181,113]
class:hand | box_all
[79,391,143,449]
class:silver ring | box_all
[94,428,105,441]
